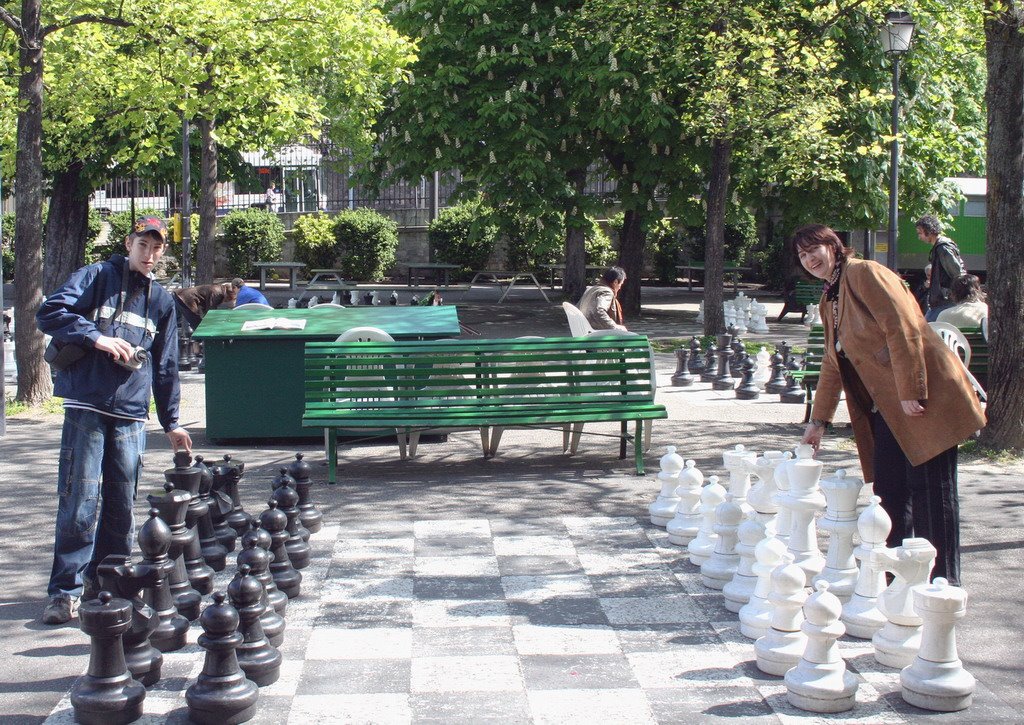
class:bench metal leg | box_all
[562,424,570,452]
[327,429,338,484]
[396,429,409,460]
[488,426,504,456]
[569,423,584,454]
[479,426,490,457]
[409,430,421,457]
[619,421,628,459]
[635,420,646,475]
[644,420,653,453]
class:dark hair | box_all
[950,274,984,304]
[915,214,942,236]
[601,266,626,285]
[788,224,855,263]
[231,278,244,289]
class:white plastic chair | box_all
[234,302,273,311]
[314,303,346,308]
[981,316,989,342]
[929,321,986,402]
[561,301,637,339]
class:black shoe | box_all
[41,595,77,625]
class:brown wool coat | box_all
[172,283,236,320]
[810,258,985,482]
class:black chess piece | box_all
[222,455,255,538]
[194,455,228,569]
[240,522,287,616]
[260,500,302,599]
[778,340,792,366]
[137,509,189,653]
[148,482,202,622]
[781,359,807,404]
[185,591,260,724]
[671,348,694,387]
[688,336,704,375]
[735,356,760,400]
[700,340,718,383]
[70,592,146,725]
[712,333,736,391]
[271,470,311,569]
[97,555,163,686]
[730,336,746,377]
[236,537,286,647]
[765,350,789,394]
[208,457,240,553]
[287,453,323,534]
[272,468,311,542]
[165,452,215,596]
[228,565,282,687]
[362,291,374,306]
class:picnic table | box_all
[676,261,751,292]
[252,261,306,291]
[402,262,461,287]
[469,270,551,303]
[296,269,352,304]
[539,264,607,289]
[192,306,461,441]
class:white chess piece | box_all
[754,347,771,389]
[331,291,341,305]
[856,480,876,514]
[722,444,757,507]
[872,537,937,668]
[739,532,788,640]
[371,291,380,305]
[390,291,399,305]
[648,447,684,527]
[755,552,808,676]
[782,444,826,581]
[749,301,770,333]
[785,581,858,713]
[900,578,975,712]
[696,301,705,324]
[307,296,319,308]
[723,509,764,611]
[666,460,704,546]
[349,290,359,306]
[813,469,864,602]
[286,297,297,309]
[701,495,743,590]
[842,496,892,639]
[772,451,795,545]
[688,476,726,566]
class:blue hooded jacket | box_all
[36,254,181,431]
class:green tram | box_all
[895,177,987,273]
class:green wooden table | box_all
[192,306,461,441]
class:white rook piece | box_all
[785,581,858,713]
[739,533,788,640]
[648,446,684,527]
[666,460,704,546]
[842,495,893,639]
[701,495,743,590]
[813,469,864,602]
[755,552,808,676]
[722,444,757,508]
[688,476,726,566]
[782,444,826,581]
[900,578,974,712]
[872,537,937,669]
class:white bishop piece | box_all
[842,496,893,639]
[666,460,704,546]
[688,476,726,566]
[872,537,937,669]
[813,469,864,602]
[648,447,684,527]
[755,553,808,676]
[785,581,858,713]
[900,578,974,712]
[782,444,826,581]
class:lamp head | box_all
[880,10,916,56]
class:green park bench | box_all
[778,280,823,322]
[302,336,668,483]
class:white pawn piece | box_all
[722,444,757,508]
[842,496,893,639]
[723,509,764,612]
[739,533,789,640]
[647,447,684,527]
[782,444,826,581]
[331,291,341,305]
[772,451,795,545]
[754,347,771,389]
[723,300,736,329]
[900,578,975,712]
[688,476,726,566]
[755,553,808,676]
[872,537,937,668]
[696,301,705,324]
[701,495,743,590]
[348,290,359,306]
[813,469,864,602]
[666,460,704,546]
[371,291,380,305]
[306,295,319,308]
[286,297,297,309]
[785,581,858,713]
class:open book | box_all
[241,317,307,331]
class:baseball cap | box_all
[133,216,168,242]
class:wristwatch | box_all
[809,418,831,430]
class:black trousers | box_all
[871,410,961,586]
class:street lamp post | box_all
[879,10,916,273]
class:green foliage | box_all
[332,209,397,282]
[428,199,500,274]
[82,209,106,264]
[648,219,684,284]
[585,220,615,267]
[220,209,285,279]
[293,213,339,272]
[108,209,165,245]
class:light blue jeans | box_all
[48,408,145,597]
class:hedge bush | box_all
[293,213,338,272]
[1,209,103,280]
[332,208,398,281]
[428,197,499,274]
[221,208,285,279]
[108,208,164,244]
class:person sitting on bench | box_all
[578,266,628,331]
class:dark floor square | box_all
[297,658,412,695]
[415,536,495,556]
[497,554,585,576]
[509,598,610,626]
[589,571,686,598]
[520,653,639,690]
[414,575,506,600]
[329,556,415,579]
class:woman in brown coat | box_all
[793,224,985,586]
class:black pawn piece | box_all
[700,341,719,383]
[194,455,229,569]
[271,470,311,569]
[688,336,705,375]
[148,482,202,622]
[70,592,146,725]
[208,457,239,554]
[671,348,694,387]
[712,334,736,391]
[272,468,311,545]
[240,522,287,616]
[186,592,259,724]
[260,500,302,599]
[137,508,189,653]
[223,455,255,538]
[97,555,163,686]
[228,565,282,687]
[287,453,323,534]
[765,351,789,394]
[730,337,746,377]
[778,340,792,365]
[781,359,807,404]
[236,537,286,647]
[736,357,760,400]
[164,453,215,596]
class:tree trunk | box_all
[618,209,646,317]
[13,0,52,404]
[979,2,1024,450]
[43,161,91,295]
[563,169,587,302]
[703,137,731,336]
[196,117,218,284]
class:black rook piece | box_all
[271,469,311,569]
[287,453,323,534]
[228,565,282,687]
[671,348,694,387]
[70,592,146,725]
[97,555,163,686]
[148,482,202,622]
[186,592,259,724]
[260,500,302,599]
[137,508,189,653]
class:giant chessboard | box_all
[44,516,1009,723]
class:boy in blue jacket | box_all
[36,216,192,624]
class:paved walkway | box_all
[2,288,1022,723]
